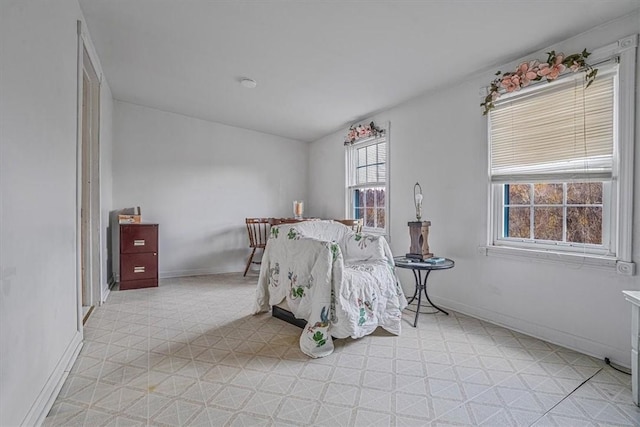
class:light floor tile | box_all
[322,382,360,406]
[42,273,638,427]
[312,403,353,427]
[353,409,394,427]
[275,396,319,424]
[290,377,327,400]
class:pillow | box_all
[340,233,386,263]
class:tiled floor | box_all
[45,274,640,426]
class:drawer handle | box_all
[133,239,145,246]
[133,266,146,273]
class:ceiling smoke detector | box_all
[240,78,257,89]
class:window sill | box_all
[479,245,635,276]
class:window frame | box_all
[345,125,390,236]
[484,35,637,275]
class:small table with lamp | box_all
[394,256,455,327]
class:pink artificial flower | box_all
[501,74,521,92]
[537,63,551,77]
[569,61,580,72]
[520,60,540,86]
[541,53,566,80]
[517,62,529,74]
[547,62,566,80]
[501,59,544,93]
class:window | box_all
[487,36,636,273]
[502,182,609,248]
[346,131,388,234]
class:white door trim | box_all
[76,20,103,329]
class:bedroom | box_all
[1,1,640,425]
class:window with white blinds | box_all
[346,133,388,234]
[490,67,616,182]
[485,36,637,273]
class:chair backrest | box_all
[270,218,300,225]
[269,218,322,225]
[334,219,363,233]
[246,218,271,248]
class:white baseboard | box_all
[436,296,630,369]
[101,285,110,304]
[22,331,83,426]
[159,266,243,279]
[114,267,247,283]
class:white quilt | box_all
[254,221,407,358]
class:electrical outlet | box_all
[617,261,636,276]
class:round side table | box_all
[394,256,455,327]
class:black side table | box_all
[394,256,455,327]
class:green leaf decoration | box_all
[291,287,304,298]
[312,331,326,346]
[330,243,339,261]
[287,228,298,239]
[271,227,279,238]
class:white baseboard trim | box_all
[22,331,83,427]
[101,285,110,304]
[159,266,243,279]
[436,296,630,369]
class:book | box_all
[424,257,446,264]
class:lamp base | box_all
[407,220,433,261]
[405,252,434,261]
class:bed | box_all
[254,220,407,358]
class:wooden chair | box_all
[334,218,363,233]
[269,217,321,225]
[244,218,271,276]
[269,218,299,225]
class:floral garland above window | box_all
[344,121,385,145]
[481,49,597,115]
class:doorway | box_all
[80,43,101,324]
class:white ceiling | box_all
[79,0,640,142]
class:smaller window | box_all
[346,133,388,234]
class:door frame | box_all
[75,20,103,330]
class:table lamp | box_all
[293,200,304,219]
[407,182,433,260]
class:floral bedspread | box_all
[254,221,407,358]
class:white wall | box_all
[309,11,640,367]
[0,1,114,425]
[113,101,309,277]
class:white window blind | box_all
[490,68,616,182]
[356,141,386,185]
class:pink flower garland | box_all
[344,121,385,145]
[481,49,597,115]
